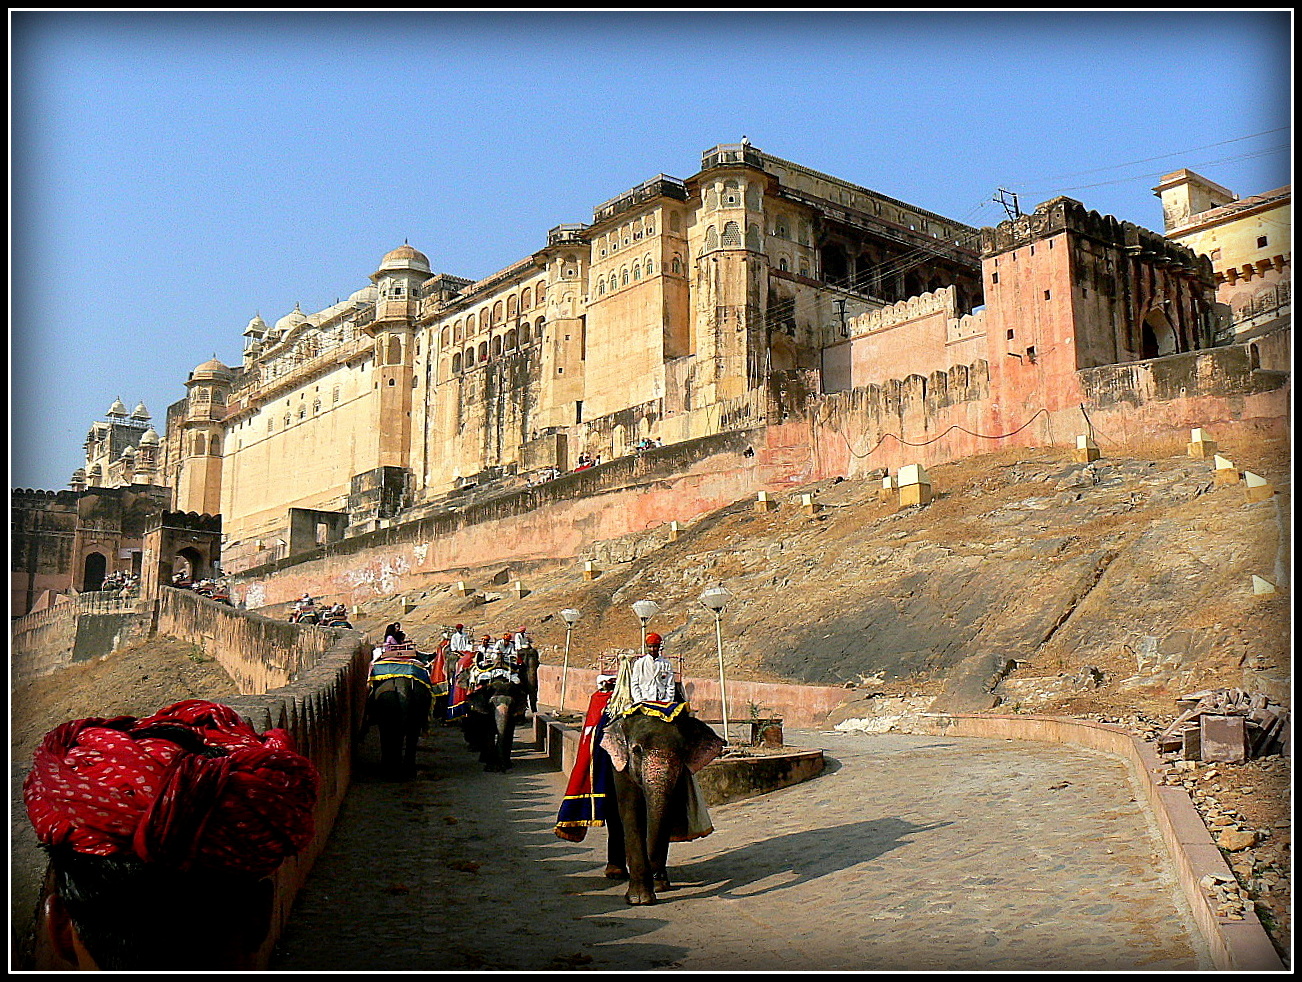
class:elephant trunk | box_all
[634,749,684,877]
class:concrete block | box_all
[1251,576,1276,595]
[582,560,599,581]
[1243,472,1274,503]
[1187,428,1217,459]
[877,475,895,503]
[897,463,931,488]
[800,493,821,516]
[668,520,683,541]
[755,491,777,513]
[1201,715,1248,764]
[1213,456,1240,486]
[454,580,474,597]
[510,580,528,598]
[898,482,934,507]
[1181,724,1202,760]
[1073,434,1101,463]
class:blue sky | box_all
[10,10,1292,492]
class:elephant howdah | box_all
[555,689,725,906]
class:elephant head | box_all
[466,675,529,772]
[600,710,724,905]
[366,676,432,779]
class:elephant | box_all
[464,673,530,772]
[516,646,540,714]
[599,709,725,905]
[364,670,432,779]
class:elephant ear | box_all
[600,720,631,772]
[683,716,727,773]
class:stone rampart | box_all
[12,600,154,682]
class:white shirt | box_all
[631,652,676,703]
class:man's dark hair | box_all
[50,847,273,970]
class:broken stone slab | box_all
[1201,715,1248,763]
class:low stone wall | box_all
[538,664,850,729]
[12,601,154,683]
[895,713,1283,972]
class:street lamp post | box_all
[699,587,732,745]
[632,599,660,657]
[559,608,582,714]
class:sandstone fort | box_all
[11,142,1290,611]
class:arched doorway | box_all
[1140,309,1178,359]
[175,546,206,583]
[82,552,107,591]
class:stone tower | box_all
[175,356,234,516]
[366,244,428,467]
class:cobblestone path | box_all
[271,723,1209,971]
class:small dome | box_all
[107,397,128,417]
[349,284,377,304]
[244,314,268,336]
[376,242,431,275]
[140,427,160,445]
[131,401,151,420]
[72,467,87,478]
[121,445,137,458]
[274,303,309,334]
[192,355,233,380]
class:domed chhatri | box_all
[107,397,129,418]
[131,401,152,421]
[140,426,161,445]
[274,303,309,335]
[376,242,431,275]
[191,355,233,380]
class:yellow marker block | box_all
[1073,434,1100,463]
[878,474,895,503]
[1252,575,1277,595]
[755,491,777,513]
[800,493,821,516]
[668,520,683,541]
[897,464,933,507]
[454,580,474,597]
[582,560,599,581]
[1213,455,1240,486]
[1187,427,1217,459]
[1244,471,1275,503]
[511,580,528,598]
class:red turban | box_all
[24,700,318,879]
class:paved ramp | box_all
[272,724,1208,971]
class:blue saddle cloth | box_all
[369,658,433,690]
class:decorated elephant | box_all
[364,658,434,779]
[600,706,725,905]
[464,672,530,772]
[516,645,540,714]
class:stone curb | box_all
[888,713,1284,971]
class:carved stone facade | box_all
[145,143,1272,577]
[1155,169,1291,338]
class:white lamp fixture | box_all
[632,599,660,656]
[558,608,583,713]
[699,587,733,744]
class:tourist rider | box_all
[631,632,678,703]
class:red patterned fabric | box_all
[24,700,317,879]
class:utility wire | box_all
[837,408,1052,460]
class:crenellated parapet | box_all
[982,196,1214,284]
[151,510,223,534]
[845,286,959,338]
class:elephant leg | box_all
[604,796,628,880]
[612,769,657,905]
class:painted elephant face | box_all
[602,713,725,776]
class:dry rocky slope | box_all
[12,438,1291,962]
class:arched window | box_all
[723,180,740,207]
[646,222,655,237]
[453,321,463,343]
[644,257,653,275]
[479,309,490,332]
[632,263,641,281]
[534,316,544,338]
[210,434,222,456]
[672,255,682,275]
[598,280,606,296]
[536,282,546,304]
[452,352,462,373]
[193,433,207,456]
[507,295,517,318]
[705,225,719,251]
[491,335,503,357]
[478,341,488,363]
[609,273,618,292]
[779,258,789,272]
[387,336,402,365]
[441,327,451,348]
[776,221,788,238]
[492,301,504,324]
[521,287,532,309]
[505,328,517,350]
[722,221,742,247]
[464,347,475,367]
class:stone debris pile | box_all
[1155,689,1290,762]
[1199,873,1254,920]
